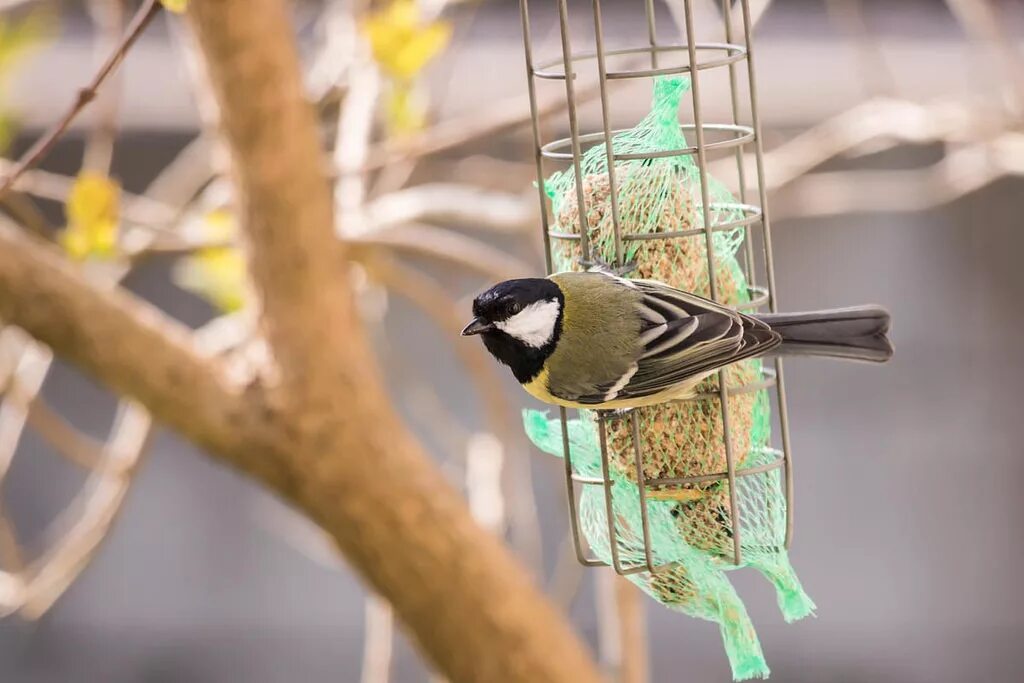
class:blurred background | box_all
[0,0,1022,681]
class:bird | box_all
[461,270,892,410]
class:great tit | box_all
[461,271,892,410]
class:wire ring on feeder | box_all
[540,123,755,162]
[646,447,785,489]
[570,447,785,490]
[533,43,747,81]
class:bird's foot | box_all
[597,408,636,422]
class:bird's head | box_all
[462,278,564,382]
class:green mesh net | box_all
[524,76,814,681]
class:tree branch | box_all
[187,0,361,409]
[0,221,272,479]
[0,210,602,683]
[0,0,162,198]
[5,1,607,680]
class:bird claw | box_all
[597,408,635,421]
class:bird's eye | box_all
[508,302,521,315]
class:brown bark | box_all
[0,1,605,681]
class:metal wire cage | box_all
[518,0,794,571]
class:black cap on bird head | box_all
[461,278,563,336]
[461,278,565,383]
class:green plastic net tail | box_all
[524,410,770,680]
[751,553,817,623]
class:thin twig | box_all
[0,0,162,198]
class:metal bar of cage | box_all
[681,0,744,565]
[518,0,794,573]
[521,0,600,567]
[533,43,748,80]
[555,0,593,266]
[737,0,796,545]
[721,0,759,294]
[540,123,755,160]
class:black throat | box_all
[481,296,564,385]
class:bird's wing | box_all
[574,276,781,404]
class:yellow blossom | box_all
[174,209,248,313]
[385,83,427,136]
[60,172,120,260]
[160,0,188,13]
[363,0,451,81]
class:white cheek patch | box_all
[496,299,561,348]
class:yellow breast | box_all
[520,365,705,410]
[522,366,554,403]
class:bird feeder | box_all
[518,0,813,678]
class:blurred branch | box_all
[364,183,532,234]
[596,572,649,683]
[82,0,126,174]
[0,502,23,575]
[334,39,379,231]
[614,578,648,683]
[0,332,50,483]
[139,134,215,208]
[351,223,532,281]
[361,594,395,683]
[774,134,1024,219]
[824,0,896,99]
[945,0,1024,115]
[361,71,612,171]
[0,0,162,198]
[18,400,151,619]
[22,393,106,471]
[0,193,50,237]
[362,253,515,446]
[548,531,585,608]
[0,0,36,10]
[712,97,998,195]
[0,160,177,226]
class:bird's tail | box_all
[754,305,893,363]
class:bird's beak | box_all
[461,317,493,336]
